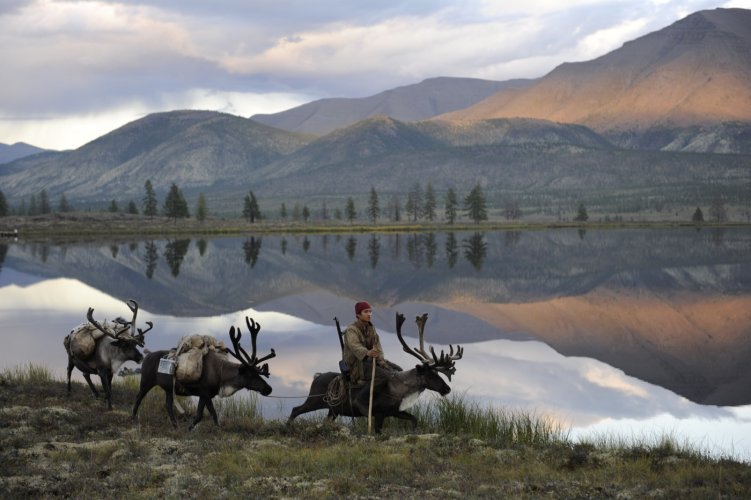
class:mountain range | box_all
[1,8,749,212]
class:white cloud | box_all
[574,17,651,60]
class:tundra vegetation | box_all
[1,364,750,498]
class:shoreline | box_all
[1,212,748,242]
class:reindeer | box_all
[287,312,463,433]
[132,317,276,430]
[64,299,152,410]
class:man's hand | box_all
[367,348,378,358]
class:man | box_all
[342,301,401,414]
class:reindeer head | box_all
[395,312,463,381]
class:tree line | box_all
[0,182,735,224]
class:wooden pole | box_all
[368,357,376,435]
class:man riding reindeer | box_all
[341,301,402,415]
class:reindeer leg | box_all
[131,384,152,421]
[396,411,418,431]
[375,414,385,434]
[190,398,207,430]
[98,368,113,410]
[66,357,74,394]
[205,399,219,427]
[165,390,178,428]
[82,373,100,399]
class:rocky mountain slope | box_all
[441,8,751,151]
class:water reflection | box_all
[462,232,487,270]
[165,239,190,277]
[243,237,262,267]
[1,228,750,460]
[0,279,748,461]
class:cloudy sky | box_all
[2,0,750,150]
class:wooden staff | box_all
[368,356,376,435]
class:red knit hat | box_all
[355,301,372,316]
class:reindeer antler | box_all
[86,301,150,347]
[227,317,276,376]
[135,321,153,347]
[395,311,463,380]
[87,307,131,340]
[126,299,139,338]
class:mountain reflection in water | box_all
[0,228,750,460]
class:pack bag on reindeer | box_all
[288,307,463,433]
[64,299,152,409]
[133,316,276,430]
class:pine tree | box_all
[692,206,704,223]
[195,193,207,222]
[405,182,423,222]
[280,203,287,220]
[127,200,139,214]
[302,205,310,222]
[142,180,158,217]
[57,194,71,213]
[164,183,189,222]
[444,188,458,224]
[574,202,588,222]
[345,197,357,223]
[423,183,436,221]
[464,184,488,223]
[39,189,51,214]
[109,200,119,213]
[367,186,379,224]
[243,191,260,223]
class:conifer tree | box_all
[345,197,357,223]
[691,206,704,223]
[243,191,260,223]
[574,202,588,222]
[444,188,458,224]
[195,193,207,222]
[142,180,158,217]
[464,184,488,223]
[367,186,379,224]
[164,183,189,222]
[423,183,436,221]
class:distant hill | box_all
[251,77,532,135]
[0,110,313,202]
[0,142,47,164]
[440,8,751,151]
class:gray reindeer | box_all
[64,299,152,409]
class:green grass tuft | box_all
[1,363,57,384]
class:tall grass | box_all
[1,363,56,384]
[410,393,569,447]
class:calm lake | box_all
[1,227,750,460]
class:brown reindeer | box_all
[287,312,463,433]
[64,299,152,409]
[132,317,276,430]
